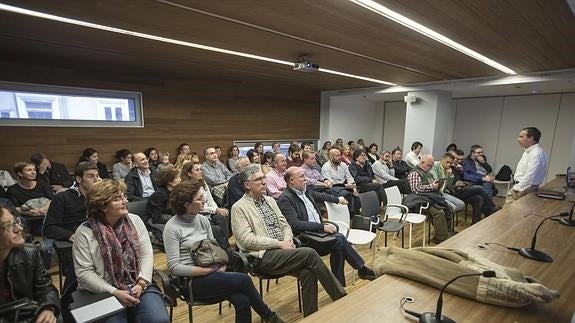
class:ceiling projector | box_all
[294,60,319,72]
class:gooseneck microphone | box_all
[519,214,562,262]
[416,271,496,323]
[559,203,575,227]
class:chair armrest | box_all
[153,268,179,305]
[229,251,250,273]
[293,236,302,247]
[418,202,430,213]
[324,221,340,232]
[330,220,350,238]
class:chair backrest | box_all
[384,186,403,217]
[358,191,380,219]
[324,202,351,236]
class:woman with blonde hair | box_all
[174,153,192,171]
[72,180,169,323]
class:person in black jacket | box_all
[143,166,180,225]
[277,167,375,286]
[348,150,387,205]
[391,148,411,180]
[125,152,158,201]
[1,205,61,323]
[30,153,74,193]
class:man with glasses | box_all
[125,152,158,201]
[231,164,346,317]
[462,145,497,197]
[0,205,61,322]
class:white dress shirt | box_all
[404,151,420,168]
[513,143,547,192]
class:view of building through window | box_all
[0,90,136,121]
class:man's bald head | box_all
[419,154,435,171]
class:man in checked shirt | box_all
[407,154,451,244]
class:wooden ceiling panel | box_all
[0,0,573,91]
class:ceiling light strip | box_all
[156,0,439,80]
[349,0,517,75]
[0,3,395,85]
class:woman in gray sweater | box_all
[163,180,283,323]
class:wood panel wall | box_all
[0,62,320,174]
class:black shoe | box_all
[358,266,377,281]
[266,313,285,323]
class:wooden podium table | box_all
[302,179,575,323]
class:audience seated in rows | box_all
[404,141,423,168]
[112,149,133,181]
[31,153,74,193]
[231,164,347,317]
[79,148,110,179]
[72,180,170,323]
[278,167,375,286]
[405,154,452,244]
[201,146,233,207]
[1,205,61,323]
[125,152,158,202]
[163,180,284,323]
[265,153,287,199]
[174,153,192,171]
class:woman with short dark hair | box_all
[163,181,283,323]
[79,147,110,179]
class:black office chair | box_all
[241,237,303,313]
[155,251,248,323]
[359,191,405,248]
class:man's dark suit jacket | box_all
[277,187,339,235]
[125,167,158,201]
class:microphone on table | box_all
[403,271,496,323]
[559,203,575,227]
[518,214,563,262]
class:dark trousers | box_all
[325,187,360,216]
[456,185,496,223]
[328,233,365,286]
[301,233,365,287]
[256,247,346,317]
[191,271,274,323]
[383,179,409,194]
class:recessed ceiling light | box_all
[0,3,396,86]
[349,0,517,75]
